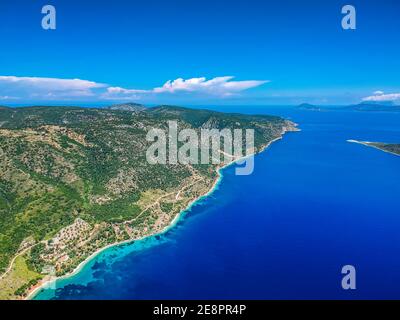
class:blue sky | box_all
[0,0,399,106]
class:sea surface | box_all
[34,106,400,299]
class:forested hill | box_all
[0,105,295,299]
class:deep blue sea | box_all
[34,106,400,300]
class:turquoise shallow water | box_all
[34,106,400,299]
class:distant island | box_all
[347,140,400,156]
[344,102,400,112]
[297,103,324,111]
[0,105,298,299]
[297,102,400,112]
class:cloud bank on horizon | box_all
[362,90,400,102]
[0,75,268,102]
[2,75,399,105]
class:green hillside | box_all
[0,105,296,299]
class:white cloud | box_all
[106,87,148,94]
[0,76,105,90]
[152,76,268,95]
[0,76,107,100]
[0,95,19,100]
[101,86,149,100]
[103,76,268,100]
[362,91,400,102]
[0,75,269,101]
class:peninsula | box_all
[347,140,400,156]
[0,105,298,299]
